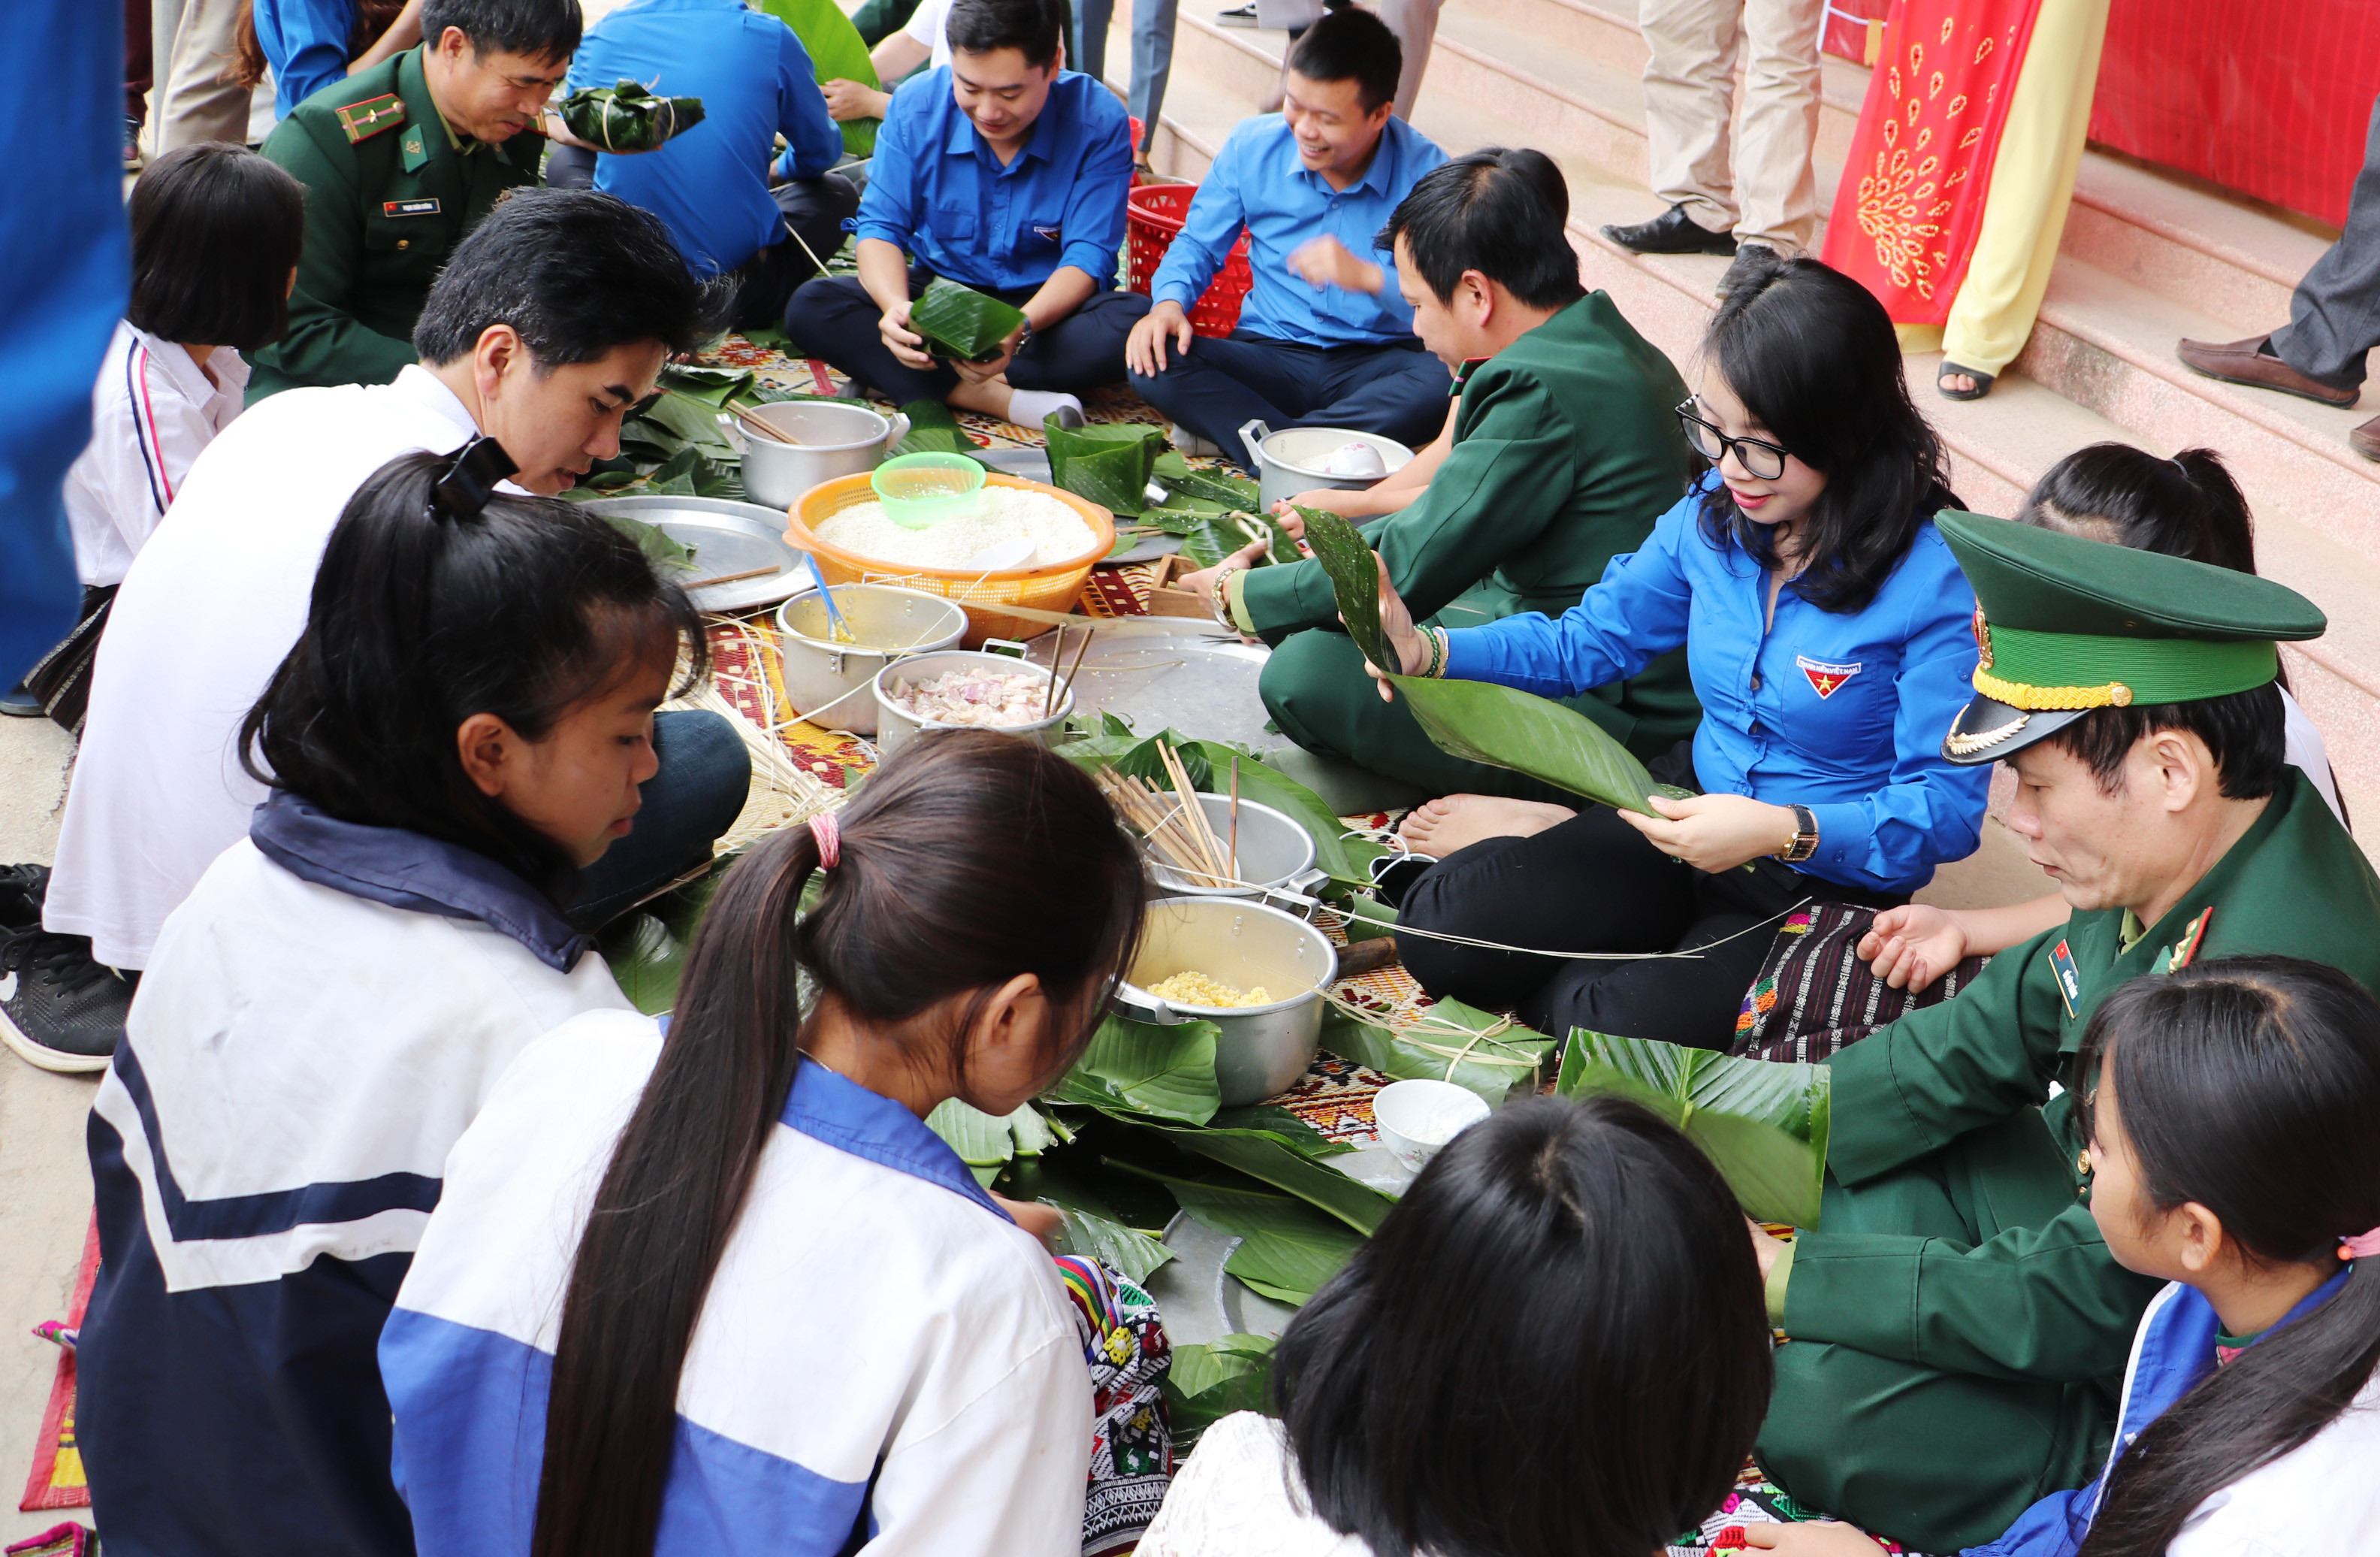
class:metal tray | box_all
[1022,621,1288,754]
[579,494,809,614]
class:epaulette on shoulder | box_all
[332,92,409,145]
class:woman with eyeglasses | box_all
[1369,249,1992,1053]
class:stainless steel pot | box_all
[737,401,912,512]
[1144,794,1327,912]
[1236,421,1414,511]
[1120,896,1338,1107]
[774,584,969,736]
[871,647,1076,760]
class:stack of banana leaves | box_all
[1037,414,1300,567]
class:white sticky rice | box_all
[817,487,1098,570]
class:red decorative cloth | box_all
[1820,0,2043,324]
[2089,0,2380,228]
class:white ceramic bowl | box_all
[1372,1078,1491,1173]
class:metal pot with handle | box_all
[738,401,912,511]
[1237,420,1414,511]
[1119,896,1338,1107]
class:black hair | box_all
[1285,6,1402,114]
[240,449,705,902]
[1273,1094,1774,1557]
[530,731,1146,1557]
[1695,250,1959,614]
[2076,957,2380,1557]
[1378,147,1583,312]
[2045,683,2287,802]
[2019,444,2256,574]
[412,188,725,368]
[418,0,581,62]
[125,143,306,352]
[944,0,1066,71]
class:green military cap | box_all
[1934,510,2327,764]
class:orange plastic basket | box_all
[1125,183,1255,338]
[784,472,1116,647]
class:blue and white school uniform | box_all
[79,791,633,1557]
[1971,1274,2380,1557]
[381,1016,1093,1557]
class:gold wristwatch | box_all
[1780,804,1820,864]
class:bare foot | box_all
[1398,794,1576,857]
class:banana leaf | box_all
[590,854,734,1012]
[1388,677,1686,819]
[660,364,754,406]
[1051,1202,1175,1283]
[1318,999,1557,1108]
[889,398,984,460]
[1145,1121,1397,1235]
[599,510,698,572]
[1046,419,1165,514]
[1048,1011,1222,1125]
[636,388,739,457]
[754,0,880,158]
[1298,506,1397,673]
[924,1098,1066,1186]
[561,79,707,153]
[1166,1177,1363,1306]
[1163,1334,1275,1441]
[1556,1029,1831,1226]
[909,277,1026,362]
[1153,452,1261,510]
[641,446,746,500]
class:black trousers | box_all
[544,147,860,331]
[786,265,1150,401]
[1127,328,1451,472]
[1394,745,1907,1051]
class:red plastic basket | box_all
[1124,182,1254,338]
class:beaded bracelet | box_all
[1423,627,1449,678]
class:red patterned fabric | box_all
[2090,0,2380,228]
[1820,0,2043,324]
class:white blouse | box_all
[1138,1413,1371,1557]
[62,322,247,588]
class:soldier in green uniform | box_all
[250,0,582,400]
[1748,512,2380,1552]
[1173,149,1701,795]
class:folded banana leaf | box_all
[1318,999,1557,1108]
[1556,1029,1831,1226]
[754,0,880,158]
[1046,419,1165,514]
[1153,452,1261,510]
[888,398,986,461]
[635,388,739,458]
[598,509,699,571]
[561,79,707,153]
[926,1097,1066,1187]
[909,277,1026,361]
[1163,1334,1275,1443]
[1047,1011,1222,1126]
[1299,506,1681,818]
[660,364,754,407]
[640,446,745,500]
[1164,1177,1362,1306]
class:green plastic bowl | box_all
[870,452,986,529]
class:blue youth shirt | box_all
[852,66,1134,292]
[1149,113,1445,348]
[566,0,844,279]
[1442,475,1990,895]
[254,0,356,118]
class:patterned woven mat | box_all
[18,1219,98,1513]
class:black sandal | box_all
[1938,361,1995,401]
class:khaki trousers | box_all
[1639,0,1824,252]
[148,0,252,153]
[1255,0,1440,119]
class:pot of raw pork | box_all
[871,648,1076,760]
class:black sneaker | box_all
[2,683,44,718]
[1216,2,1260,23]
[0,864,50,931]
[0,928,137,1074]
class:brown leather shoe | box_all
[2352,415,2380,462]
[2176,335,2360,407]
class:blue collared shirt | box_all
[852,66,1134,292]
[254,0,355,117]
[1150,113,1446,347]
[565,0,844,280]
[1442,476,1990,895]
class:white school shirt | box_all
[44,364,484,970]
[900,0,954,70]
[61,322,249,587]
[382,1011,1092,1557]
[1138,1413,1367,1557]
[2278,687,2344,827]
[2169,1363,2380,1556]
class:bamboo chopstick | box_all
[729,402,800,444]
[1228,756,1241,882]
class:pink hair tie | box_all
[2341,1227,2380,1261]
[811,810,841,870]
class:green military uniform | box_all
[251,47,543,400]
[1229,292,1704,794]
[1756,514,2380,1552]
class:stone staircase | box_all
[1104,0,2380,834]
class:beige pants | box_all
[149,0,253,153]
[1258,0,1439,119]
[1639,0,1825,252]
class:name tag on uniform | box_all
[2048,939,2082,1019]
[383,198,441,217]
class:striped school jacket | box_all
[78,791,633,1557]
[381,1015,1093,1556]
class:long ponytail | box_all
[528,730,1148,1557]
[2076,957,2380,1557]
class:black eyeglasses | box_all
[1675,399,1791,481]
